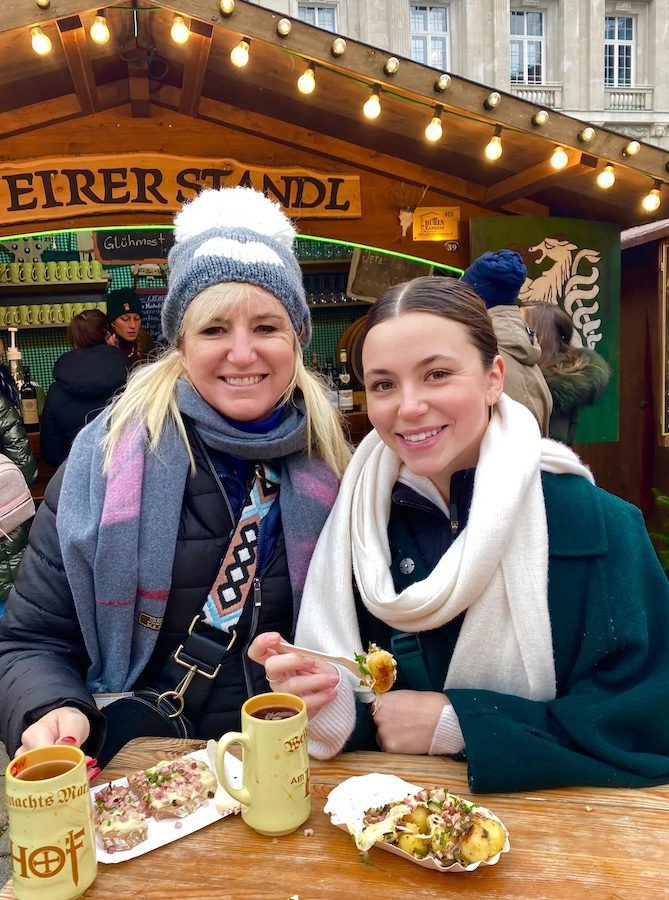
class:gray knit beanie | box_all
[161,186,310,346]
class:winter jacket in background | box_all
[39,344,129,468]
[544,348,611,445]
[489,305,553,436]
[0,396,37,609]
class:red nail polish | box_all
[88,767,101,781]
[86,758,98,768]
[59,736,77,744]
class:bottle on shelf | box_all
[310,351,320,374]
[20,364,40,433]
[324,358,339,407]
[337,349,354,412]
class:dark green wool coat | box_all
[545,348,611,445]
[350,473,669,793]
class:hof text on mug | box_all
[5,745,98,899]
[216,692,310,836]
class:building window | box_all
[410,4,449,70]
[297,4,337,32]
[510,9,544,84]
[604,15,634,87]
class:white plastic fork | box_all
[276,640,362,678]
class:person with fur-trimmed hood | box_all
[519,301,611,446]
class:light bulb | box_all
[277,18,292,36]
[363,88,381,120]
[90,15,110,45]
[550,146,569,169]
[578,126,595,143]
[532,109,549,127]
[425,115,443,142]
[31,26,52,56]
[623,140,641,157]
[384,57,400,75]
[434,73,451,92]
[220,0,235,14]
[170,15,190,44]
[597,165,615,189]
[230,39,250,67]
[484,91,501,110]
[485,134,503,161]
[297,64,315,95]
[331,37,346,56]
[642,188,661,212]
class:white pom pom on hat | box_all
[174,185,296,250]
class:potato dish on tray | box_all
[324,773,509,873]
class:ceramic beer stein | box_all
[46,261,59,283]
[56,261,69,282]
[52,304,65,325]
[5,745,98,899]
[8,263,24,284]
[18,306,32,326]
[38,304,53,325]
[32,262,47,284]
[67,261,82,282]
[216,693,310,836]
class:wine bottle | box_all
[324,358,338,407]
[337,349,354,412]
[20,364,39,432]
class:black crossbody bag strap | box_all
[390,632,433,691]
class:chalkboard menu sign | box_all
[346,248,433,302]
[137,289,167,343]
[95,229,174,263]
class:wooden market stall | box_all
[1,0,669,507]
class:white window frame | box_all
[409,3,451,72]
[510,8,546,85]
[297,3,338,32]
[604,14,635,87]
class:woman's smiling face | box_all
[179,286,296,422]
[362,311,504,499]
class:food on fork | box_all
[128,757,217,820]
[93,783,148,853]
[353,786,507,867]
[355,642,397,694]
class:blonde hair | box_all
[102,283,351,477]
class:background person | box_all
[106,287,155,364]
[40,309,129,468]
[251,276,669,793]
[0,186,349,766]
[460,249,552,436]
[519,301,611,446]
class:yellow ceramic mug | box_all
[216,692,310,836]
[5,745,98,900]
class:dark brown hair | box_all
[68,309,111,350]
[363,275,498,368]
[519,301,582,373]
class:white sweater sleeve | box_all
[306,669,357,760]
[429,702,465,755]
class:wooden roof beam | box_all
[57,14,100,115]
[0,94,82,139]
[2,0,126,34]
[126,46,151,118]
[179,19,213,117]
[484,150,597,207]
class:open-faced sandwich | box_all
[128,757,217,820]
[93,783,148,853]
[353,786,508,868]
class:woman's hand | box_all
[17,706,91,756]
[248,632,340,718]
[372,690,449,754]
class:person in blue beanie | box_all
[461,249,552,435]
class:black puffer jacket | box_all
[0,432,293,757]
[39,344,129,468]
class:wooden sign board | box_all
[346,248,433,302]
[95,229,174,263]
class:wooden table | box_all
[3,738,669,899]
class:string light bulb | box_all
[230,38,250,68]
[35,0,51,8]
[484,125,503,161]
[277,18,292,36]
[297,62,316,95]
[90,13,110,45]
[30,25,52,55]
[331,37,346,56]
[170,14,190,44]
[425,106,443,142]
[550,146,569,170]
[596,164,615,189]
[623,140,641,157]
[578,126,595,143]
[434,73,451,92]
[384,57,400,75]
[363,86,381,120]
[219,0,235,15]
[532,110,549,127]
[484,91,501,110]
[642,181,662,212]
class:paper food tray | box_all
[324,773,510,873]
[91,747,242,863]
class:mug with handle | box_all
[38,304,53,325]
[216,692,310,836]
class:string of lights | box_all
[26,2,666,212]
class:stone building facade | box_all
[261,0,669,149]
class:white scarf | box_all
[296,395,594,703]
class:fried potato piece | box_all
[355,642,397,694]
[458,813,507,864]
[397,832,430,858]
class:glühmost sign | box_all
[0,155,361,227]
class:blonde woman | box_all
[0,187,349,769]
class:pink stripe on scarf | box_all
[101,426,145,525]
[96,597,135,607]
[291,469,338,508]
[137,587,170,602]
